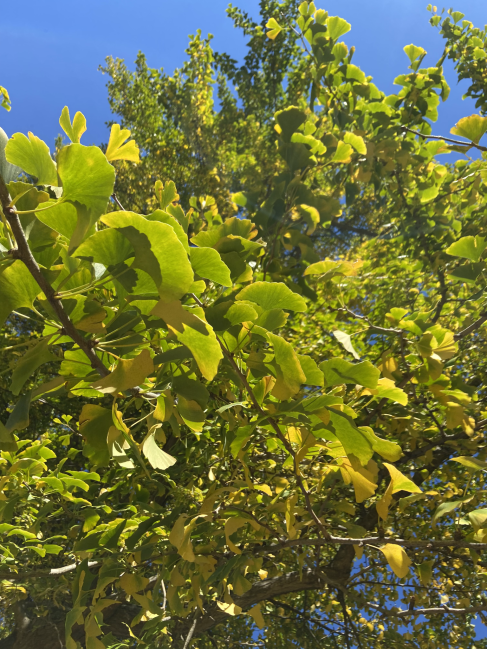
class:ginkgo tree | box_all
[2,2,487,649]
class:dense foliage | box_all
[2,3,487,648]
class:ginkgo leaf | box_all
[141,429,176,470]
[268,332,306,400]
[248,604,265,629]
[326,15,351,40]
[59,106,87,144]
[446,236,487,262]
[225,517,248,554]
[343,132,367,155]
[404,44,426,63]
[266,17,283,40]
[381,544,411,578]
[101,211,194,299]
[10,338,57,395]
[105,124,140,162]
[151,299,222,380]
[237,282,307,312]
[177,397,205,432]
[320,358,380,389]
[417,559,435,586]
[451,114,487,144]
[90,349,154,394]
[451,456,487,471]
[190,247,232,286]
[6,132,58,185]
[333,330,360,359]
[333,141,353,163]
[383,463,422,493]
[217,601,242,616]
[119,573,150,596]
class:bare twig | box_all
[369,601,487,619]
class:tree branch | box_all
[454,311,487,340]
[369,601,487,619]
[402,126,487,153]
[0,179,110,379]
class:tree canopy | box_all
[2,2,487,648]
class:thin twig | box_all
[402,126,487,152]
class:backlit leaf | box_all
[236,282,307,312]
[451,114,487,144]
[381,544,411,578]
[6,132,58,185]
[59,107,87,144]
[105,124,140,162]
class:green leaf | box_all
[447,261,484,284]
[35,200,78,239]
[90,349,154,394]
[5,132,58,185]
[177,397,206,432]
[236,282,307,312]
[59,107,87,144]
[6,392,32,432]
[10,338,57,395]
[326,16,351,40]
[0,260,40,327]
[142,430,176,469]
[332,141,353,163]
[151,299,223,381]
[206,300,258,331]
[327,410,373,465]
[333,330,360,360]
[57,144,115,217]
[360,430,402,463]
[73,228,134,267]
[432,500,463,526]
[147,209,189,253]
[450,456,487,472]
[320,358,380,389]
[297,354,324,386]
[450,115,487,144]
[155,180,179,209]
[446,236,487,262]
[417,559,435,586]
[468,508,487,531]
[383,462,421,490]
[275,107,307,142]
[403,44,426,63]
[343,132,366,155]
[79,405,112,466]
[266,17,283,40]
[105,124,140,163]
[190,247,232,286]
[101,211,194,300]
[231,425,254,458]
[268,332,306,400]
[0,421,17,452]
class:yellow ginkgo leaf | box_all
[225,517,248,554]
[105,124,140,162]
[248,603,266,629]
[217,601,242,616]
[381,543,411,578]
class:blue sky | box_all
[2,0,487,150]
